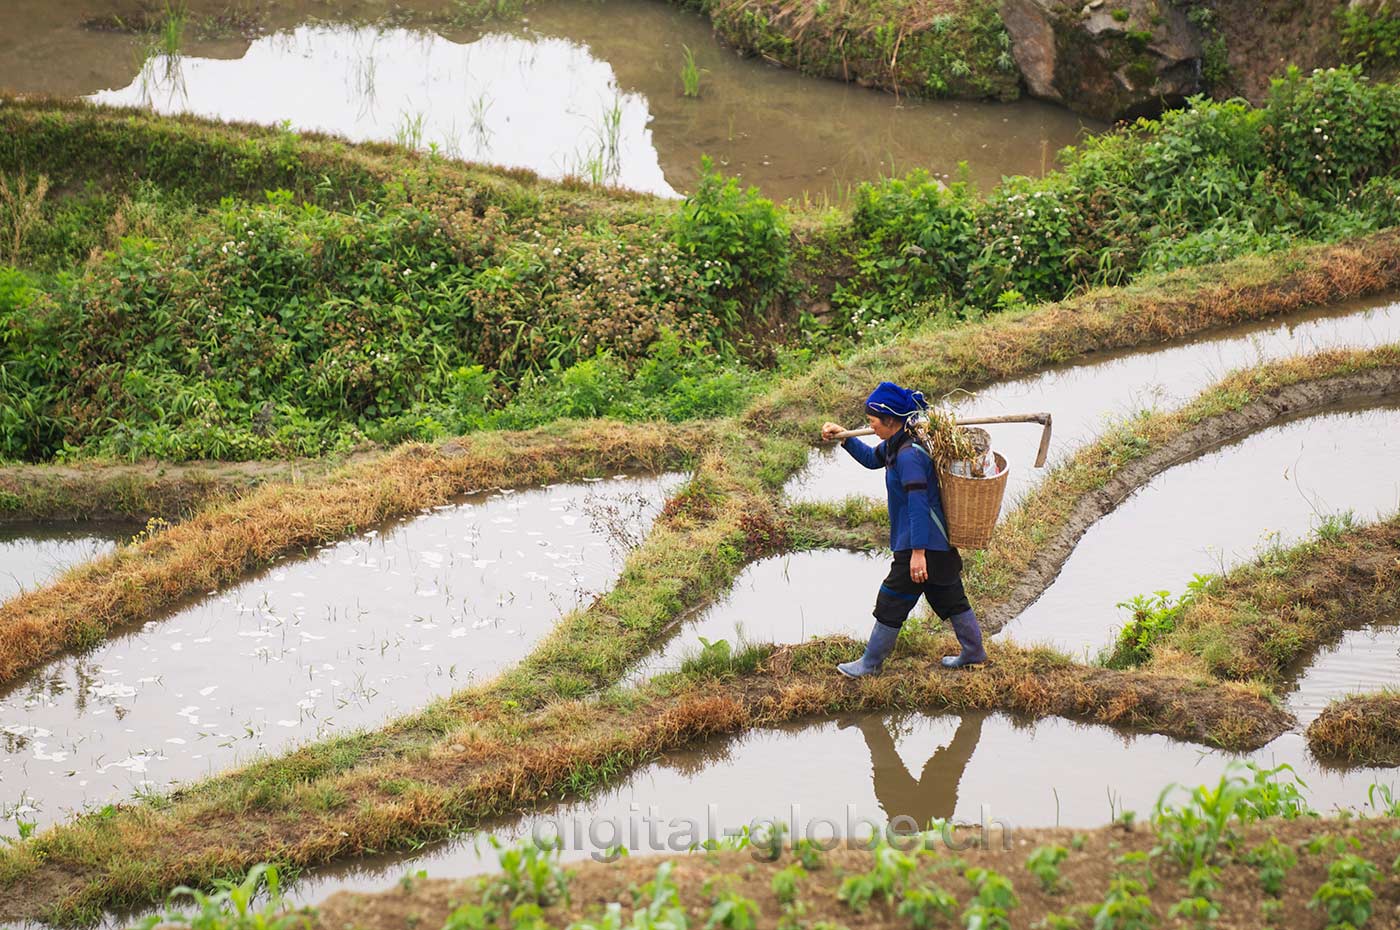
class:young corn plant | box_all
[837,841,918,911]
[138,864,307,930]
[482,836,571,907]
[1152,762,1310,870]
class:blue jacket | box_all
[842,429,951,552]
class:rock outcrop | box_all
[999,0,1204,120]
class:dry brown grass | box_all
[0,454,362,522]
[1306,693,1400,766]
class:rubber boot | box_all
[838,621,900,678]
[940,609,987,669]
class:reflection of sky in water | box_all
[1289,616,1400,727]
[282,709,1400,907]
[785,297,1400,506]
[0,528,124,603]
[0,474,679,833]
[1005,405,1400,658]
[91,26,675,196]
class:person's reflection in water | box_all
[856,713,986,829]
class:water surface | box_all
[0,0,1096,199]
[281,708,1400,906]
[0,474,679,835]
[0,523,130,603]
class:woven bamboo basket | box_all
[938,452,1008,550]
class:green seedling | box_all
[1090,876,1155,930]
[897,882,958,929]
[1026,844,1070,893]
[771,863,806,904]
[1244,837,1296,897]
[1309,854,1380,928]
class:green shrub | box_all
[1338,6,1400,67]
[671,156,790,339]
[1264,66,1400,197]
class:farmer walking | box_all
[821,381,987,675]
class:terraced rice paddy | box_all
[0,475,679,833]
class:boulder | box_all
[998,0,1204,120]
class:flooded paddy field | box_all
[785,293,1400,506]
[1287,613,1400,728]
[0,474,678,835]
[2,0,1096,200]
[279,704,1400,906]
[0,523,132,603]
[637,401,1400,676]
[1000,402,1400,658]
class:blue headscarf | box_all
[864,381,927,421]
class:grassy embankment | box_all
[4,344,1399,924]
[2,65,1399,467]
[689,0,1020,100]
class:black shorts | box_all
[873,548,971,629]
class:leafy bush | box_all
[1338,6,1400,68]
[671,156,790,337]
[1264,66,1400,197]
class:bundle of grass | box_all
[909,406,983,474]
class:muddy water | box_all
[0,0,1096,199]
[0,523,130,603]
[786,294,1400,506]
[278,709,1400,906]
[1004,402,1400,659]
[0,475,678,836]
